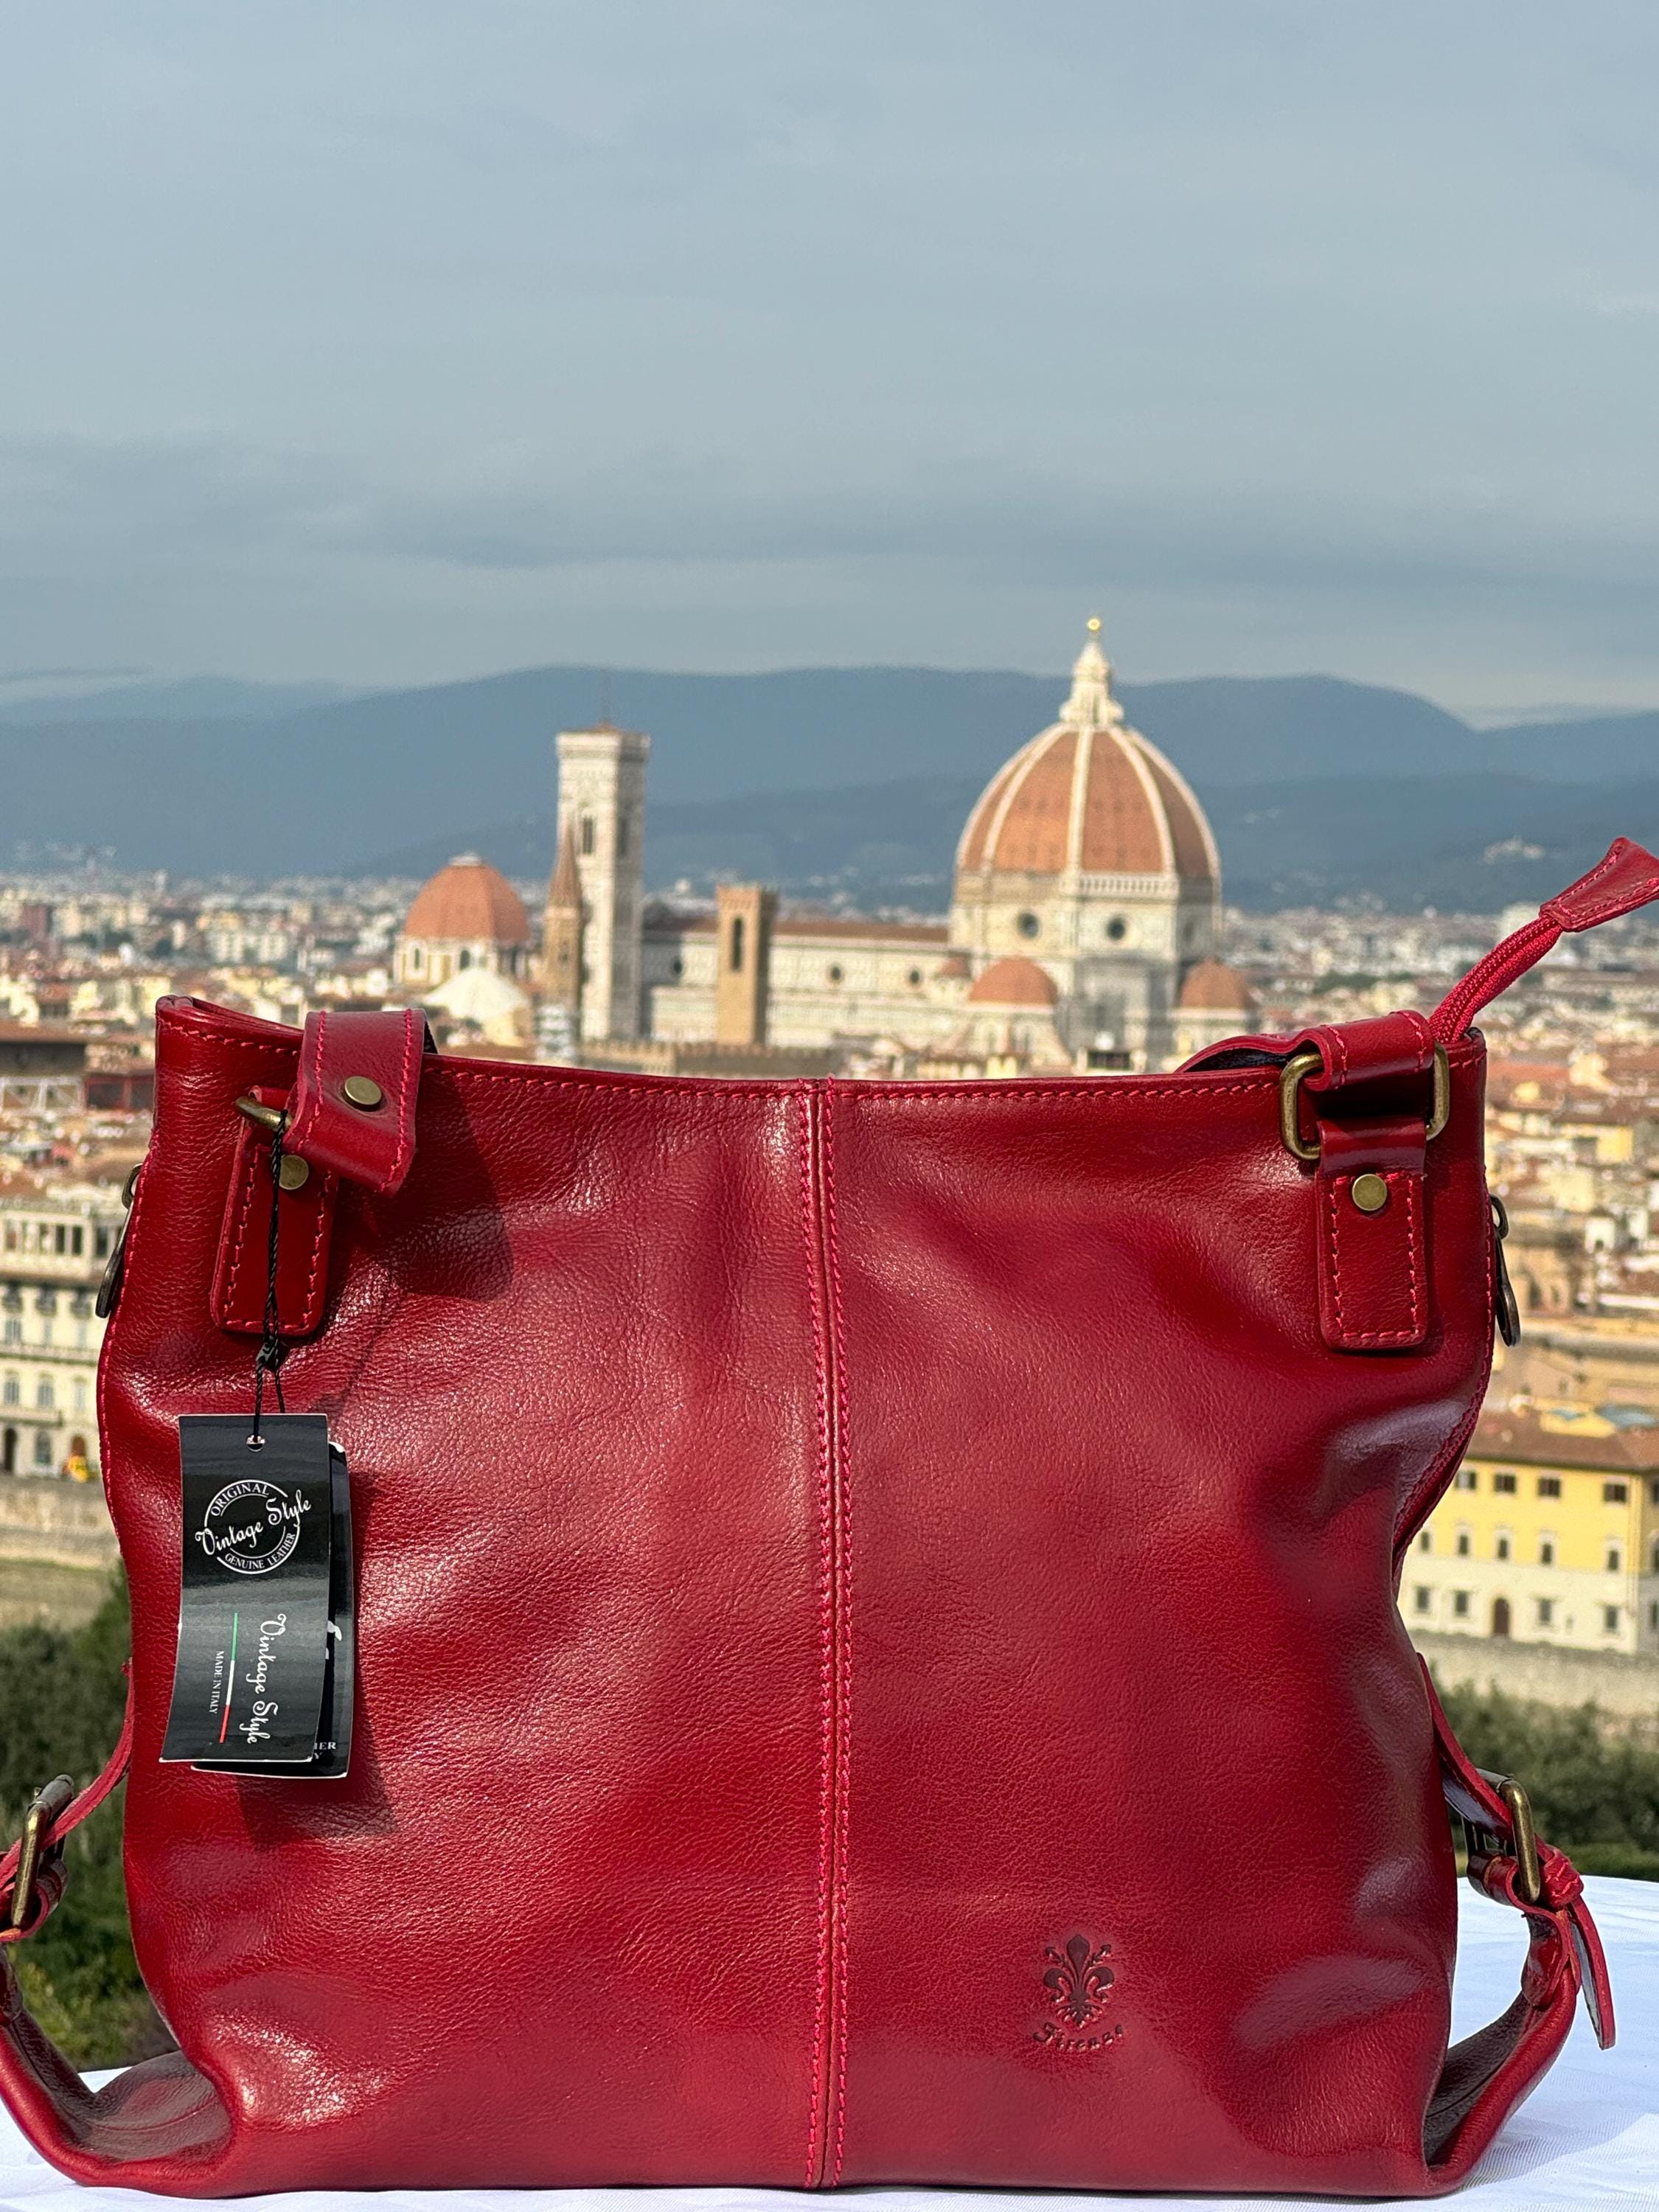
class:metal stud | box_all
[277,1154,311,1192]
[341,1075,384,1110]
[1351,1172,1389,1214]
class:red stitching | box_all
[299,1172,333,1329]
[156,1005,297,1051]
[821,1088,853,2190]
[1401,1172,1424,1334]
[799,1085,834,2191]
[1550,875,1659,928]
[220,1128,262,1320]
[287,1009,327,1158]
[219,1147,333,1334]
[433,1069,1285,1103]
[383,1010,417,1192]
[1542,842,1627,924]
[1326,1171,1425,1345]
[1324,1181,1346,1338]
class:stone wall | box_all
[1412,1627,1659,1725]
[0,1474,118,1570]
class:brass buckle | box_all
[1279,1042,1450,1163]
[234,1095,288,1135]
[1464,1772,1543,1907]
[6,1775,74,1933]
[1497,1777,1543,1906]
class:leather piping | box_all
[800,1082,852,2188]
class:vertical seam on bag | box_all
[221,1129,262,1316]
[800,1085,835,2189]
[291,1007,327,1157]
[386,1009,417,1192]
[821,1085,853,2188]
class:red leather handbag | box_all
[2,841,1650,2198]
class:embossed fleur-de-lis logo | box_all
[1043,1934,1114,2027]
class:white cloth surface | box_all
[0,1877,1653,2212]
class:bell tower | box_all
[540,818,583,1026]
[554,723,649,1043]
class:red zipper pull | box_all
[1431,838,1659,1041]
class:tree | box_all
[0,1573,164,2066]
[1436,1677,1659,1879]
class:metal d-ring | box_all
[1279,1043,1450,1163]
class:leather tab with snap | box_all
[285,1007,432,1197]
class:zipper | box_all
[1490,1193,1520,1348]
[94,1161,142,1319]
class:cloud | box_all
[1,428,1655,658]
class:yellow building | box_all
[1408,1406,1659,1656]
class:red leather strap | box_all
[285,1007,431,1197]
[1289,1009,1438,1097]
[1286,1014,1441,1354]
[1433,838,1659,1043]
[1313,1114,1429,1350]
[0,1674,234,2177]
[210,1083,338,1338]
[0,1672,133,1941]
[1421,1666,1613,2179]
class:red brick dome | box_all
[966,956,1059,1008]
[403,855,529,947]
[956,626,1217,886]
[1177,959,1254,1013]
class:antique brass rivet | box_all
[277,1154,311,1192]
[1351,1172,1389,1214]
[342,1075,384,1110]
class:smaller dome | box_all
[1178,959,1254,1013]
[967,956,1058,1008]
[404,855,529,946]
[936,952,971,981]
[423,967,529,1023]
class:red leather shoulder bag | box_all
[1,841,1652,2198]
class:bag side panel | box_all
[102,1008,828,2191]
[830,1051,1490,2194]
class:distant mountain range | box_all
[0,676,352,723]
[1,662,1653,911]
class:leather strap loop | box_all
[1284,1017,1441,1353]
[1289,1009,1437,1097]
[285,1007,432,1197]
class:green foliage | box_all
[0,1572,166,2067]
[1436,1678,1659,1874]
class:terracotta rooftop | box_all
[1470,1405,1659,1474]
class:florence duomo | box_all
[394,619,1255,1075]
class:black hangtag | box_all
[195,1443,355,1780]
[162,1415,335,1768]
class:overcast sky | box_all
[1,2,1655,714]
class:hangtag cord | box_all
[249,1127,289,1445]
